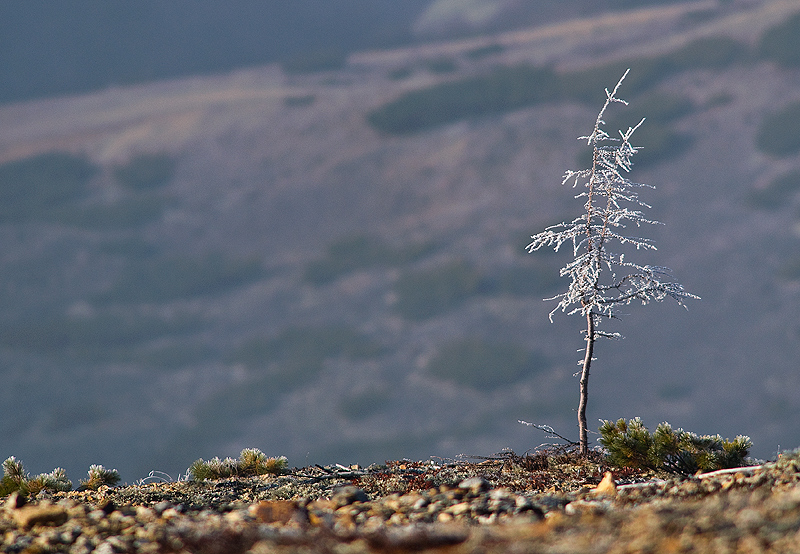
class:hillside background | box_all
[2,0,800,483]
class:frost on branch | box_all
[527,69,698,329]
[526,70,698,455]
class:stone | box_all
[331,485,369,507]
[13,503,69,529]
[592,472,617,497]
[250,500,305,525]
[459,476,490,494]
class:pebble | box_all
[1,455,799,552]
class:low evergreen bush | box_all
[599,418,752,475]
[189,449,288,480]
[80,465,121,490]
[1,457,73,496]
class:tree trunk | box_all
[578,309,595,456]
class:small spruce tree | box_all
[527,70,698,455]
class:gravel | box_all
[3,451,800,553]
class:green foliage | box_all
[1,457,73,496]
[599,418,753,475]
[189,449,288,480]
[304,233,432,285]
[756,102,800,157]
[80,464,120,490]
[367,36,747,135]
[366,65,560,134]
[114,153,175,190]
[27,468,73,495]
[747,170,800,209]
[426,338,548,389]
[99,253,264,303]
[758,12,800,67]
[393,260,483,320]
[0,151,97,222]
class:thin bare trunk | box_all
[578,309,595,456]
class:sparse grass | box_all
[188,449,288,481]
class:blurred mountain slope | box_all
[1,0,800,482]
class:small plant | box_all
[1,457,73,496]
[599,417,752,475]
[26,468,73,495]
[189,449,288,481]
[526,70,698,455]
[80,464,121,490]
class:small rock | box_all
[331,485,369,507]
[250,500,305,525]
[459,476,490,494]
[5,491,26,510]
[13,503,69,529]
[592,472,617,498]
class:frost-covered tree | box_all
[527,70,698,456]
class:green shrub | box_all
[79,465,120,490]
[367,36,746,135]
[1,457,73,497]
[394,260,483,320]
[756,101,800,157]
[664,36,748,70]
[367,65,560,134]
[189,449,288,480]
[426,338,548,389]
[114,153,175,190]
[0,152,97,222]
[747,170,800,209]
[759,12,800,67]
[599,418,752,475]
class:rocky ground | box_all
[3,450,800,553]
